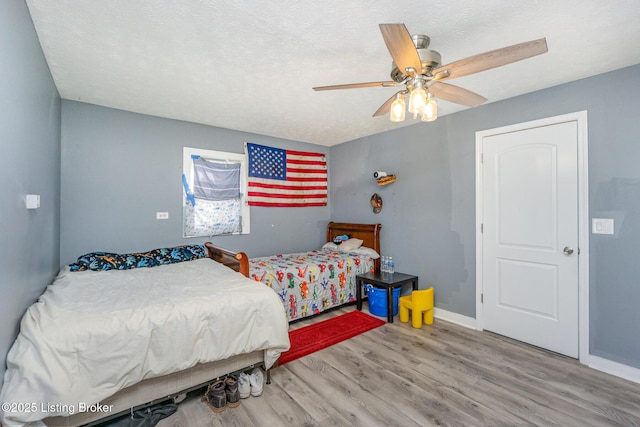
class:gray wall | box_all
[0,1,61,388]
[330,64,640,369]
[60,101,330,266]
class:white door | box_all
[480,120,579,358]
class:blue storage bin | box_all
[366,285,401,317]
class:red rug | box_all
[278,310,386,365]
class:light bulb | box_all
[389,95,405,122]
[408,86,427,115]
[421,93,437,122]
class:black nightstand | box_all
[356,271,419,322]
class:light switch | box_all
[592,218,614,235]
[156,212,169,219]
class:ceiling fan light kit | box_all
[408,79,427,115]
[422,93,437,122]
[389,93,406,122]
[313,24,547,124]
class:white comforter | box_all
[0,258,290,426]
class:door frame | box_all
[475,111,589,363]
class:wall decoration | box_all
[376,173,396,186]
[245,142,327,207]
[370,193,383,214]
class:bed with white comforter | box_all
[0,257,290,426]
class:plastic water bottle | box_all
[388,257,394,274]
[381,256,388,273]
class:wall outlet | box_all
[156,212,169,220]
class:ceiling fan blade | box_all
[373,91,405,117]
[429,82,487,108]
[379,24,422,76]
[432,38,548,80]
[313,81,398,91]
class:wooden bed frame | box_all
[205,222,382,276]
[205,242,250,277]
[45,243,262,427]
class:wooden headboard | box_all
[204,242,250,278]
[327,222,382,272]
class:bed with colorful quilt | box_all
[249,222,381,322]
[0,243,289,427]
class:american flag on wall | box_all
[245,142,328,207]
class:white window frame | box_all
[182,146,250,237]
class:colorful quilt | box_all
[249,249,375,321]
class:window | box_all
[182,147,250,237]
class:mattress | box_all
[0,258,290,426]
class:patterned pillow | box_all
[69,245,206,272]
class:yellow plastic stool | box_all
[399,287,434,328]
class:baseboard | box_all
[434,307,640,385]
[434,307,477,330]
[583,354,640,385]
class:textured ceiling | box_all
[26,0,640,146]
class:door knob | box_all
[563,247,574,255]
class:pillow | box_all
[69,244,206,272]
[347,246,380,259]
[322,242,339,251]
[337,238,363,252]
[68,252,128,272]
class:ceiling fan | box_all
[313,24,548,123]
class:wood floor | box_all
[157,306,640,427]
